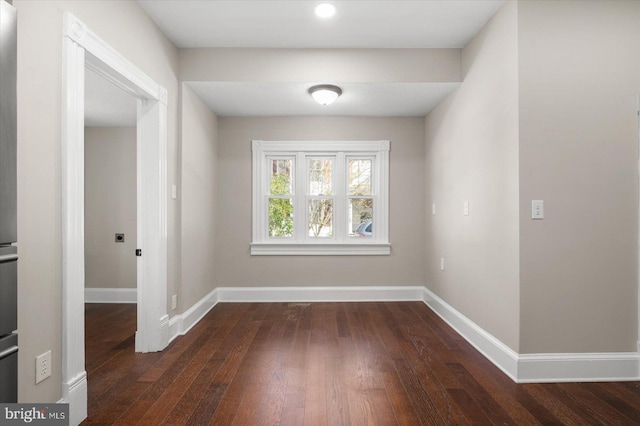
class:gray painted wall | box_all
[180,84,219,311]
[425,0,640,355]
[518,0,640,353]
[84,127,137,290]
[216,117,426,287]
[424,1,520,351]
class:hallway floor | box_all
[84,302,640,425]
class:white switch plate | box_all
[440,257,445,271]
[463,201,469,216]
[532,200,544,219]
[432,203,436,215]
[171,185,177,200]
[35,350,51,384]
[171,294,177,310]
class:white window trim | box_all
[252,140,390,255]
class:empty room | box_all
[2,0,640,425]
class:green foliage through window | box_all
[269,174,294,237]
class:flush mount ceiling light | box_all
[309,84,342,106]
[314,3,336,19]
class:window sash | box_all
[267,197,294,238]
[268,153,378,242]
[307,157,335,196]
[266,156,295,196]
[252,140,390,255]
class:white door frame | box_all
[61,12,168,425]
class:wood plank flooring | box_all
[83,302,640,425]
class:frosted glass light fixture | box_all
[314,3,336,18]
[309,84,342,106]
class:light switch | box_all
[440,257,445,271]
[532,200,544,219]
[432,203,436,215]
[171,185,177,200]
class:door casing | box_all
[61,12,168,425]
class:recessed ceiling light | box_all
[309,84,342,106]
[314,3,336,19]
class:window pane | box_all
[309,159,333,195]
[270,159,292,195]
[349,198,373,237]
[348,159,372,196]
[269,198,293,237]
[308,199,333,237]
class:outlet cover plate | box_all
[35,350,52,384]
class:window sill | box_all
[250,242,391,256]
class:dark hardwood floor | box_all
[84,302,640,425]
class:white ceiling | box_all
[86,1,504,125]
[137,1,504,49]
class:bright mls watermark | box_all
[0,404,68,425]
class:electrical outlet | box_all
[35,350,51,384]
[463,201,469,216]
[171,294,177,311]
[440,257,445,271]
[432,203,436,215]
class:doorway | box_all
[84,65,138,379]
[84,66,138,305]
[61,12,168,425]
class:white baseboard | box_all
[517,352,640,383]
[422,287,640,383]
[168,288,220,343]
[84,287,136,303]
[422,287,519,381]
[216,285,424,302]
[167,285,639,383]
[62,371,87,426]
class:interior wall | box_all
[180,84,218,312]
[518,0,640,353]
[216,116,426,287]
[424,1,520,351]
[15,0,179,403]
[84,127,136,289]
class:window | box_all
[252,140,390,255]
